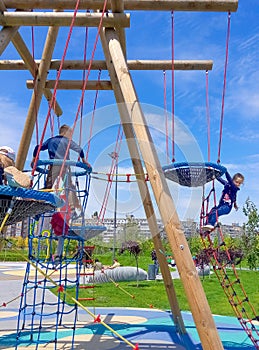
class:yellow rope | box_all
[41,229,51,261]
[105,273,135,299]
[0,206,12,234]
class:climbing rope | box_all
[85,69,102,161]
[205,70,211,162]
[163,70,169,162]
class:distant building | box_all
[96,217,244,243]
[4,216,244,242]
[221,223,244,238]
[181,219,199,237]
[5,219,29,237]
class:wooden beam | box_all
[100,26,186,335]
[0,25,19,55]
[129,59,213,70]
[26,79,113,90]
[0,11,130,27]
[102,27,224,350]
[16,17,61,170]
[3,0,239,12]
[0,59,213,70]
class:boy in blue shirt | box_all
[202,172,244,231]
[31,124,91,212]
[31,124,90,188]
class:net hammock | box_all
[162,161,227,187]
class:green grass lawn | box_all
[62,268,258,317]
[1,250,258,317]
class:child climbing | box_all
[202,171,244,231]
[31,124,91,216]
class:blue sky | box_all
[0,1,258,225]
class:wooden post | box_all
[111,0,127,57]
[16,15,61,170]
[102,27,224,350]
[100,28,186,334]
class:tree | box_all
[188,235,204,256]
[141,239,154,256]
[195,247,244,271]
[120,240,141,286]
[17,236,26,249]
[242,198,259,270]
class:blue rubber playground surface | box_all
[0,262,258,349]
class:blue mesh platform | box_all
[163,162,227,187]
[36,159,92,177]
[68,225,107,240]
[0,185,64,226]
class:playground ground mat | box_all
[0,262,258,349]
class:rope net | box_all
[15,161,108,348]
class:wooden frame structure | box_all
[0,1,239,349]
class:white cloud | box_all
[0,96,27,150]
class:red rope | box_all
[32,1,108,190]
[79,22,89,151]
[31,0,84,179]
[205,71,211,162]
[56,1,108,188]
[30,24,39,146]
[163,70,169,163]
[171,11,175,163]
[217,12,231,164]
[49,112,54,137]
[85,69,102,161]
[98,125,123,223]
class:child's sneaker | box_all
[4,166,30,188]
[52,255,62,268]
[201,224,214,232]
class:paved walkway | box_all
[0,262,258,349]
